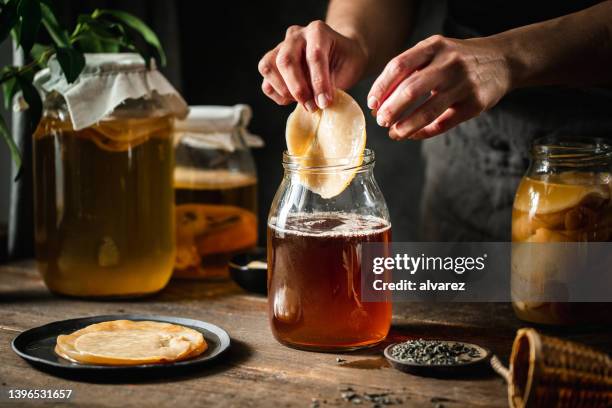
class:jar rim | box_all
[282,148,375,171]
[532,136,612,165]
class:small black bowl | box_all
[384,340,492,378]
[229,247,267,295]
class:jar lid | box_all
[34,53,188,130]
[175,105,253,133]
[174,105,264,151]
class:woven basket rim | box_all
[509,328,542,408]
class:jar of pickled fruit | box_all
[33,54,188,297]
[511,137,612,325]
[268,149,392,351]
[173,106,260,279]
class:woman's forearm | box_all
[496,0,612,89]
[362,1,612,140]
[326,0,418,76]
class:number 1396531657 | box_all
[5,389,73,400]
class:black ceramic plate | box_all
[12,314,231,376]
[384,340,491,377]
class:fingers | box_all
[276,31,317,111]
[258,21,339,109]
[375,35,509,140]
[259,20,366,109]
[261,80,292,105]
[375,63,452,127]
[389,100,477,140]
[367,35,442,111]
[258,48,292,103]
[304,21,333,109]
[388,92,454,140]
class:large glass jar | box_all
[173,106,258,280]
[511,137,612,325]
[268,149,392,351]
[33,70,180,298]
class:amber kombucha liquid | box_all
[267,212,391,351]
[174,168,257,279]
[512,172,611,243]
[33,116,175,297]
[511,172,611,324]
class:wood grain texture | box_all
[1,260,610,407]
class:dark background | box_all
[176,0,446,242]
[0,0,446,247]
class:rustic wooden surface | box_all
[1,260,611,408]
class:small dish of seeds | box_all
[384,339,491,377]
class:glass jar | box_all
[173,106,258,279]
[33,94,176,298]
[511,137,612,325]
[268,149,392,351]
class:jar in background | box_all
[173,106,260,279]
[33,54,187,297]
[268,149,391,351]
[511,137,612,325]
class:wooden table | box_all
[1,261,610,407]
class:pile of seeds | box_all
[311,387,404,408]
[338,387,403,406]
[389,339,481,365]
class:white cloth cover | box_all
[174,105,263,151]
[34,53,188,130]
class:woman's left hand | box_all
[367,35,512,140]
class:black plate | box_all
[12,314,231,376]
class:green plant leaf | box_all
[11,18,21,43]
[95,9,166,67]
[77,33,129,53]
[40,1,69,47]
[29,42,52,65]
[17,0,42,55]
[75,35,103,53]
[2,76,19,109]
[0,65,16,83]
[73,16,127,53]
[16,76,42,131]
[0,0,18,44]
[55,46,85,83]
[77,15,122,39]
[0,112,21,171]
[0,66,20,109]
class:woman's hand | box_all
[368,35,512,140]
[258,20,368,112]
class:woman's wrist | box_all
[331,24,372,74]
[489,29,574,91]
[482,33,528,93]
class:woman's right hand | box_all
[258,20,368,112]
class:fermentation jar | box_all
[173,106,260,279]
[267,149,392,351]
[33,54,188,297]
[511,137,612,324]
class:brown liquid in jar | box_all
[267,212,391,351]
[174,169,257,279]
[33,116,175,297]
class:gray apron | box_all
[420,18,612,241]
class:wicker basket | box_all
[501,328,612,408]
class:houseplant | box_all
[0,0,165,172]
